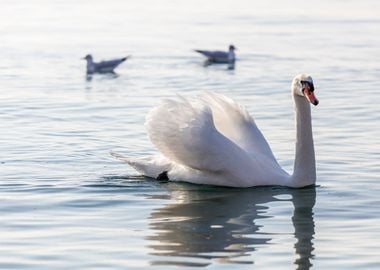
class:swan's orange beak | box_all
[303,85,319,106]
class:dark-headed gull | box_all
[82,54,130,74]
[194,45,236,64]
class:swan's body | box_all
[113,74,318,188]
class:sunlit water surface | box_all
[1,0,380,269]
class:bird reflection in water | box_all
[85,71,120,82]
[145,184,316,269]
[203,59,236,70]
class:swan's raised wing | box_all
[201,92,277,161]
[145,96,253,173]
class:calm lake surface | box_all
[1,0,380,269]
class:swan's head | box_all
[292,74,319,106]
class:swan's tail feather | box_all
[110,151,172,179]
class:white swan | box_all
[112,74,319,188]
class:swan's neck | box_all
[290,95,316,187]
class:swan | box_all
[112,74,319,188]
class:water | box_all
[1,0,380,269]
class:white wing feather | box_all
[201,92,277,160]
[145,95,253,174]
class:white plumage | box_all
[113,74,319,188]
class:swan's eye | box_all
[300,80,314,93]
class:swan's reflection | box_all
[145,184,315,268]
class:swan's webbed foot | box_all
[156,171,169,181]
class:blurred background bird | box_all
[194,44,236,64]
[82,54,130,74]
